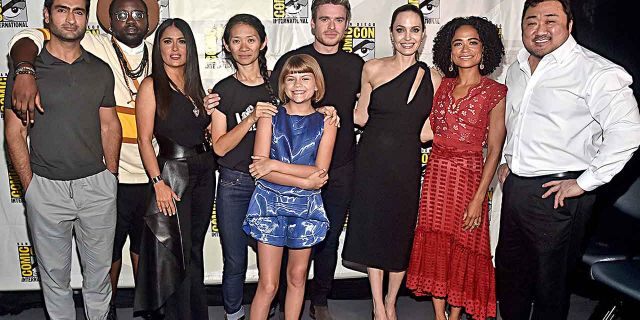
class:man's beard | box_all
[50,24,85,42]
[116,32,146,47]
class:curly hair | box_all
[432,16,504,78]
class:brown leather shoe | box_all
[310,305,333,320]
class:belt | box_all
[514,171,584,180]
[156,134,211,160]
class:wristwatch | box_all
[151,175,163,184]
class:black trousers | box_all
[496,174,595,320]
[163,153,216,320]
[310,162,353,306]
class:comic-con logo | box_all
[1,0,28,27]
[17,243,39,282]
[86,24,103,36]
[273,0,309,24]
[204,24,231,70]
[7,154,25,203]
[210,200,218,237]
[408,0,440,24]
[342,23,375,61]
[159,0,170,21]
[420,145,431,178]
[0,74,6,119]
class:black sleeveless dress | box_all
[343,62,433,271]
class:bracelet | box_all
[151,175,163,184]
[15,61,34,69]
[14,66,36,79]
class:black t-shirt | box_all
[214,76,273,173]
[271,44,364,169]
[5,46,116,180]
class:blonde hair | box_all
[278,54,326,103]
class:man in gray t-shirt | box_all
[3,0,122,318]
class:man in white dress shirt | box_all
[495,0,640,319]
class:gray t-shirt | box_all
[5,45,116,180]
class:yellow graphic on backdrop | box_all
[342,23,376,61]
[7,161,24,203]
[0,75,6,118]
[17,243,38,282]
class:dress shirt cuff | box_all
[576,170,601,192]
[499,155,507,166]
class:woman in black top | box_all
[134,18,215,320]
[207,14,278,320]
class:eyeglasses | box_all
[113,10,146,22]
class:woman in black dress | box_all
[343,5,441,320]
[134,19,215,319]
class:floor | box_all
[0,286,604,320]
[0,296,602,320]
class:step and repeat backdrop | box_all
[0,0,524,290]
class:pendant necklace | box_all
[170,83,200,118]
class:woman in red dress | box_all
[406,17,506,320]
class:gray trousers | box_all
[25,169,117,320]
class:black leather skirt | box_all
[134,135,207,317]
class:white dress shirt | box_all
[504,35,640,191]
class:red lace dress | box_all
[406,77,506,319]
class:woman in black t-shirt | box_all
[207,14,278,320]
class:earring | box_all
[480,56,485,70]
[448,62,454,72]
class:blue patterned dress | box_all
[243,106,329,248]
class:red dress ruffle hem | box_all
[406,77,507,320]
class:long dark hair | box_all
[390,4,425,59]
[152,18,205,119]
[390,4,425,31]
[222,14,276,104]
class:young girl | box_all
[206,15,338,320]
[244,54,337,320]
